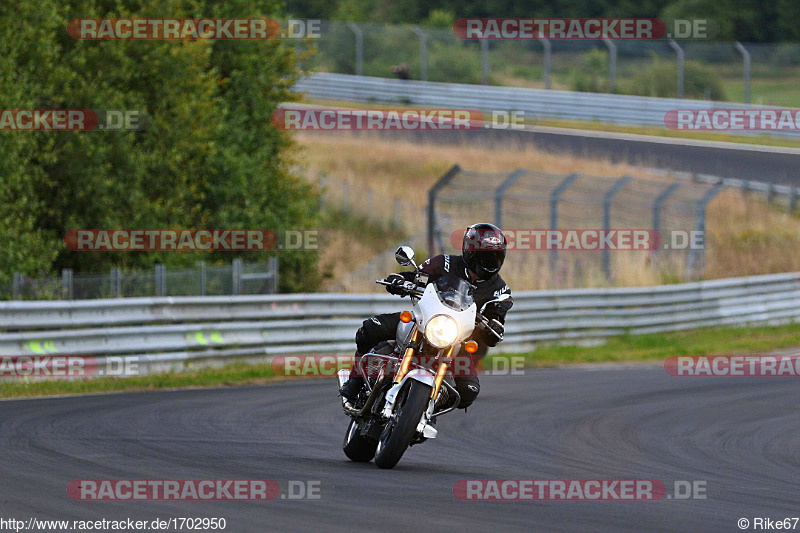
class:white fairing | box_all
[414,283,476,346]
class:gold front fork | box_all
[431,346,455,400]
[393,328,421,384]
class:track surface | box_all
[2,366,799,532]
[352,127,800,185]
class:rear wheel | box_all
[342,418,377,462]
[374,381,431,469]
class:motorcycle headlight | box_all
[424,315,459,349]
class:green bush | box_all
[624,55,727,100]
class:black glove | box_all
[385,273,407,296]
[484,319,504,347]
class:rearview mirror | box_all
[395,246,416,267]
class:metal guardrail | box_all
[1,272,799,375]
[293,72,800,138]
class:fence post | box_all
[269,256,279,294]
[652,182,681,257]
[603,39,617,91]
[12,272,22,299]
[232,259,242,295]
[494,168,526,229]
[538,37,552,89]
[427,165,462,257]
[61,268,73,300]
[668,39,685,98]
[342,180,350,212]
[318,172,326,209]
[481,39,490,85]
[155,264,166,296]
[411,25,427,81]
[549,173,580,277]
[111,268,121,297]
[393,197,401,229]
[347,22,363,76]
[197,261,206,296]
[686,183,725,280]
[602,176,632,280]
[734,42,751,104]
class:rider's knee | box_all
[455,377,480,408]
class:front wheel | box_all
[343,418,377,462]
[374,380,431,469]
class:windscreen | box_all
[433,276,474,312]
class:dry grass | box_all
[292,133,800,291]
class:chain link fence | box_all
[2,259,278,300]
[428,165,725,290]
[300,21,800,105]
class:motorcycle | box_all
[337,246,512,469]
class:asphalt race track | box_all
[354,127,800,185]
[2,366,799,532]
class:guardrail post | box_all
[790,187,798,213]
[734,42,751,104]
[767,182,775,204]
[668,39,685,99]
[481,39,490,85]
[427,165,462,257]
[393,197,401,228]
[549,173,580,279]
[346,22,363,76]
[602,176,632,280]
[538,37,551,90]
[411,25,427,81]
[603,39,617,91]
[232,259,242,296]
[268,256,279,294]
[686,183,725,280]
[652,182,681,257]
[155,264,166,297]
[111,268,121,297]
[494,169,526,229]
[61,268,73,300]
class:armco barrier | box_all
[292,72,800,138]
[1,272,799,375]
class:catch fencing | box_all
[302,21,800,106]
[2,259,279,301]
[0,271,798,375]
[428,165,725,285]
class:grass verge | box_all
[3,323,798,399]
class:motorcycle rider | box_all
[339,223,512,409]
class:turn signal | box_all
[465,340,478,353]
[400,310,413,323]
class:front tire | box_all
[343,418,377,462]
[374,381,431,469]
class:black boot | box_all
[339,352,365,402]
[339,375,365,402]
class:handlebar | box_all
[377,278,503,341]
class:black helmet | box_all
[462,223,507,280]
